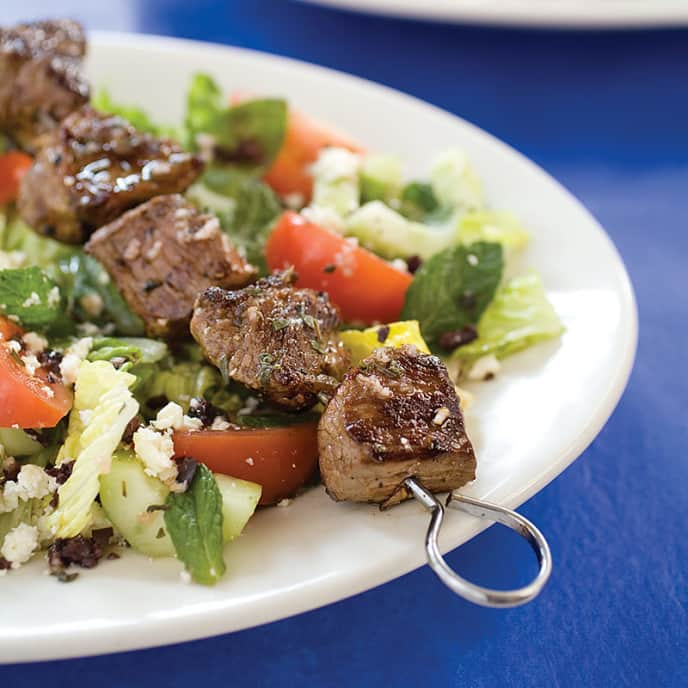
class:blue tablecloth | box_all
[2,2,686,685]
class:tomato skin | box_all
[0,151,32,205]
[173,422,319,506]
[265,211,413,324]
[0,318,73,428]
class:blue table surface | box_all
[2,2,687,686]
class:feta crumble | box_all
[133,426,177,483]
[21,292,41,308]
[309,147,361,183]
[22,332,47,354]
[1,523,39,568]
[211,416,231,431]
[152,402,203,432]
[59,337,93,385]
[47,286,61,307]
[0,464,57,513]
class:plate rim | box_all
[297,0,688,28]
[1,30,638,663]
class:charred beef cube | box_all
[18,106,203,244]
[0,19,89,150]
[318,345,476,505]
[85,194,256,338]
[190,271,350,410]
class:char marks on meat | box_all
[18,106,203,243]
[318,345,476,505]
[0,19,89,150]
[190,270,350,410]
[85,194,255,337]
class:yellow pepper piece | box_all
[340,320,430,366]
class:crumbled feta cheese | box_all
[309,147,361,182]
[20,354,40,376]
[390,258,409,273]
[180,569,192,584]
[22,332,47,354]
[432,406,450,426]
[467,354,501,381]
[7,339,21,353]
[211,416,231,431]
[47,286,61,307]
[22,292,41,308]
[1,523,39,568]
[133,427,177,483]
[277,498,291,508]
[152,402,185,431]
[301,206,344,234]
[283,192,305,209]
[0,464,58,513]
[245,456,254,466]
[79,292,104,317]
[59,337,93,386]
[466,253,479,267]
[152,402,203,432]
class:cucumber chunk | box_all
[215,474,262,542]
[100,452,262,558]
[99,451,174,558]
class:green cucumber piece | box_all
[215,474,262,542]
[99,451,174,558]
[100,452,262,558]
[0,428,43,456]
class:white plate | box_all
[299,0,688,28]
[0,32,636,663]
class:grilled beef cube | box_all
[85,194,255,338]
[0,19,89,150]
[318,345,476,505]
[18,106,203,244]
[190,271,350,410]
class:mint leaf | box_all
[185,73,287,173]
[401,241,503,346]
[0,267,64,330]
[164,464,226,585]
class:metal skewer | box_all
[405,478,552,608]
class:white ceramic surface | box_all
[0,33,637,663]
[299,0,688,27]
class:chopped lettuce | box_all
[92,88,178,139]
[457,211,530,251]
[453,271,564,363]
[401,242,503,346]
[360,154,403,204]
[344,201,455,260]
[185,73,287,173]
[47,361,139,538]
[430,148,484,211]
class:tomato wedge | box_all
[266,211,413,324]
[173,422,319,506]
[0,318,73,428]
[0,151,32,205]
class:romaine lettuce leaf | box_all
[453,271,564,363]
[458,211,530,251]
[47,360,139,538]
